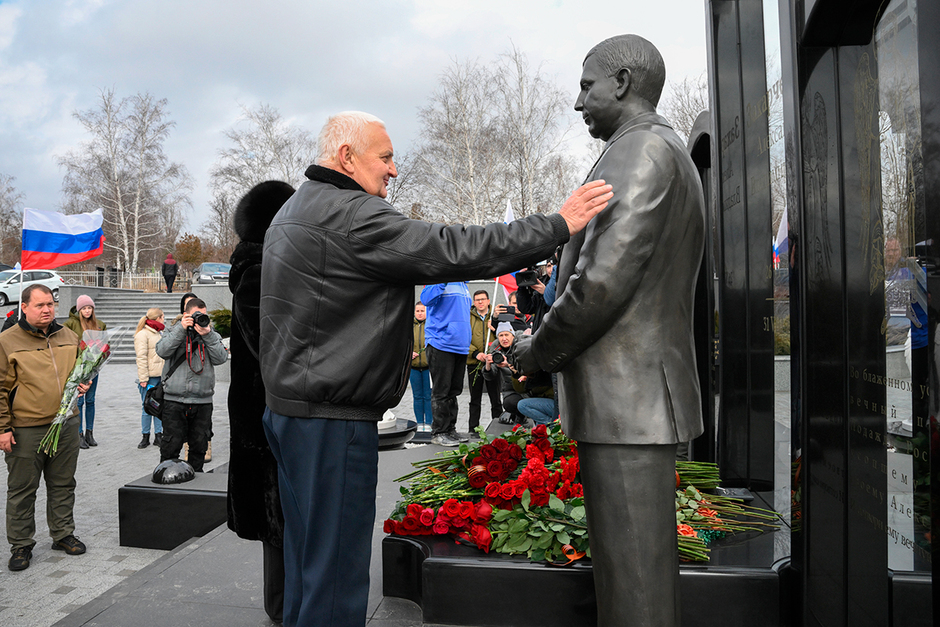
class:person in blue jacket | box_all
[421,282,471,447]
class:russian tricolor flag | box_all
[22,208,105,270]
[494,199,519,298]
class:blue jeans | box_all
[518,397,556,425]
[77,375,98,432]
[139,377,163,434]
[263,409,378,627]
[409,368,432,424]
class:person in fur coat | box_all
[226,180,295,623]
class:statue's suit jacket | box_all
[530,112,705,445]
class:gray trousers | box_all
[4,416,81,550]
[579,442,680,627]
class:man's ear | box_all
[615,68,631,99]
[337,143,356,175]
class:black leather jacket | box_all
[259,165,569,420]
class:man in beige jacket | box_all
[0,284,90,572]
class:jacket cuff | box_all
[548,213,570,244]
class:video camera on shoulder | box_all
[515,268,541,288]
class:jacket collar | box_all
[18,316,64,338]
[304,164,367,193]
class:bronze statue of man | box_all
[513,34,706,626]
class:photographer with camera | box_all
[492,291,529,332]
[514,257,556,332]
[482,323,525,424]
[155,298,228,471]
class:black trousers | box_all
[164,274,176,293]
[262,540,285,623]
[160,401,212,472]
[427,345,466,436]
[467,363,502,430]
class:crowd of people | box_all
[1,288,227,573]
[410,259,561,447]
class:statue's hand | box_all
[509,332,539,374]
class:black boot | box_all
[85,430,97,446]
[138,433,150,449]
[79,432,89,449]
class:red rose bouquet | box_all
[386,421,780,563]
[38,327,128,455]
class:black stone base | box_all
[383,528,792,627]
[118,472,228,550]
[379,418,417,450]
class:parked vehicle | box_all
[0,269,65,305]
[192,262,231,284]
[0,263,13,271]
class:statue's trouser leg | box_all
[579,442,680,627]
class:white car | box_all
[0,270,65,305]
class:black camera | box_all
[492,352,506,365]
[515,269,541,288]
[191,312,211,328]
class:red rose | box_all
[433,521,450,535]
[442,498,461,518]
[472,501,494,523]
[501,459,517,473]
[468,465,488,488]
[458,501,474,519]
[406,503,424,518]
[472,456,485,466]
[492,438,510,453]
[532,424,548,438]
[480,445,497,460]
[486,460,503,478]
[513,481,527,498]
[484,483,502,499]
[512,424,522,432]
[401,516,420,532]
[531,493,549,507]
[383,519,397,534]
[469,524,492,553]
[419,508,435,526]
[508,445,523,461]
[451,516,468,529]
[500,483,516,500]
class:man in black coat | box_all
[226,180,295,623]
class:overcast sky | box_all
[0,0,707,230]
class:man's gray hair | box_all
[586,35,666,108]
[316,111,386,165]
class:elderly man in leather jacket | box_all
[258,111,612,627]
[513,35,706,627]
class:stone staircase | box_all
[87,292,186,364]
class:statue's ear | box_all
[615,68,631,99]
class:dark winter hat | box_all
[233,180,296,243]
[180,292,197,314]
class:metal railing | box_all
[57,271,192,293]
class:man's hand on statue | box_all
[558,180,613,236]
[0,431,14,453]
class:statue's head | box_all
[576,35,666,141]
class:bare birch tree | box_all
[413,59,507,225]
[206,103,316,248]
[659,71,709,143]
[0,174,23,262]
[495,45,577,217]
[59,89,192,271]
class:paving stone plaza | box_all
[0,356,474,626]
